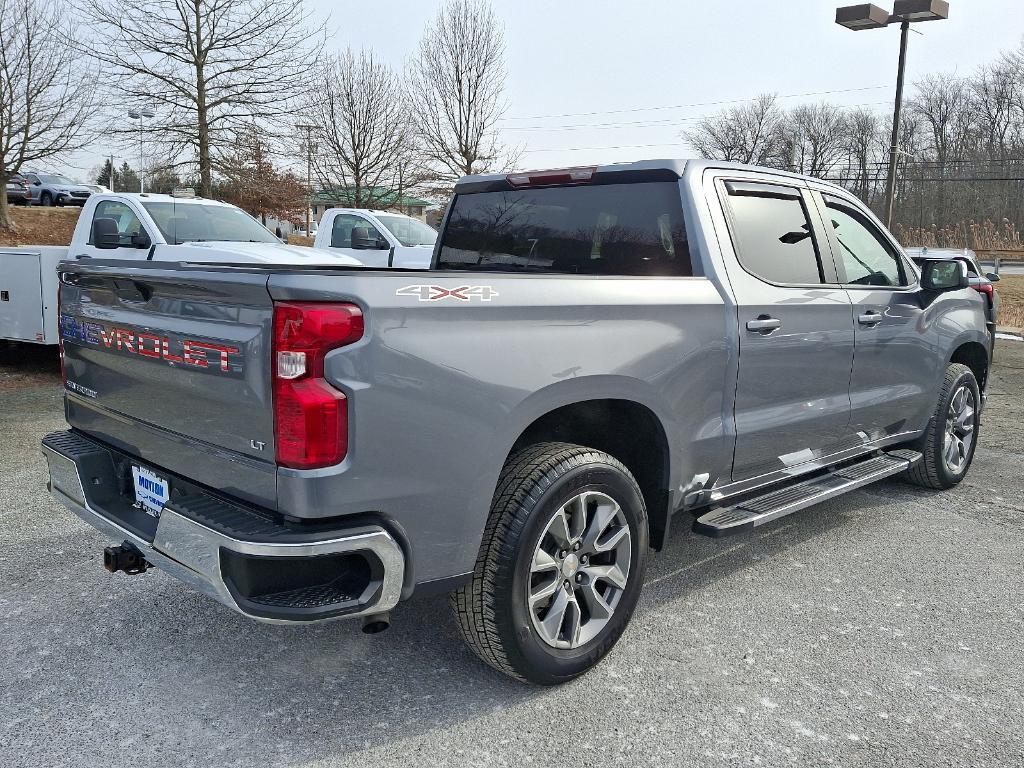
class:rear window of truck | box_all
[436,182,692,275]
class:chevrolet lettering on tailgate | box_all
[60,315,239,372]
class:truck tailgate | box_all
[59,262,278,508]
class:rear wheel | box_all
[451,442,648,685]
[903,363,980,489]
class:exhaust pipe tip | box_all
[361,612,390,634]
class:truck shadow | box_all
[12,486,898,765]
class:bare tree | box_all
[76,0,324,198]
[908,74,975,224]
[777,103,849,178]
[304,49,414,209]
[407,0,512,192]
[841,107,883,202]
[681,94,784,165]
[0,0,97,230]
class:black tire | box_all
[451,442,649,685]
[902,363,980,490]
[40,192,52,207]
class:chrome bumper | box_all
[42,441,405,625]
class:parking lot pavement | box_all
[1,341,1022,768]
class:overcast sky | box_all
[61,0,1023,181]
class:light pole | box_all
[127,107,156,193]
[835,0,949,227]
[297,124,316,237]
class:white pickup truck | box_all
[311,208,438,268]
[0,192,360,344]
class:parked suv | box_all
[22,172,93,206]
[45,159,990,684]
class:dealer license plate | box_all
[132,465,169,517]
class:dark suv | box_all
[5,173,30,206]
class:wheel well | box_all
[950,342,989,390]
[509,399,672,550]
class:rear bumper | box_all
[42,430,405,624]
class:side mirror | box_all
[921,259,969,292]
[986,272,1001,283]
[91,217,121,250]
[131,230,151,249]
[351,226,384,250]
[33,180,41,186]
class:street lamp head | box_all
[140,107,156,118]
[835,3,891,30]
[892,0,948,22]
[127,109,140,119]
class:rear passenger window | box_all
[725,185,824,285]
[437,182,691,276]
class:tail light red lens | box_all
[272,302,364,469]
[971,282,994,300]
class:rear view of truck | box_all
[45,261,405,627]
[44,159,735,685]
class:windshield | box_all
[142,202,279,244]
[39,174,75,185]
[374,214,437,247]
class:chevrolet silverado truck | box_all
[43,160,990,685]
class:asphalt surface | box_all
[1,340,1022,768]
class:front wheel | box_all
[903,363,981,489]
[451,442,649,685]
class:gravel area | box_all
[1,340,1021,768]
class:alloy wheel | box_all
[527,491,632,649]
[943,384,976,474]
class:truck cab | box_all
[312,208,437,268]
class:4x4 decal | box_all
[396,285,499,302]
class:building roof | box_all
[311,187,431,208]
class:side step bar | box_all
[693,449,922,538]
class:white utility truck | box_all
[0,191,360,344]
[312,208,437,268]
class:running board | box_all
[693,449,922,538]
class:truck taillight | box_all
[971,282,994,300]
[272,301,364,469]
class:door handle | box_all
[746,316,782,333]
[858,311,883,326]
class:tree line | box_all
[0,0,511,230]
[683,42,1024,247]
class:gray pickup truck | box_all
[43,159,990,684]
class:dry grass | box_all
[0,206,79,247]
[286,234,314,248]
[997,275,1024,329]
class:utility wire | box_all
[503,102,891,132]
[500,85,891,122]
